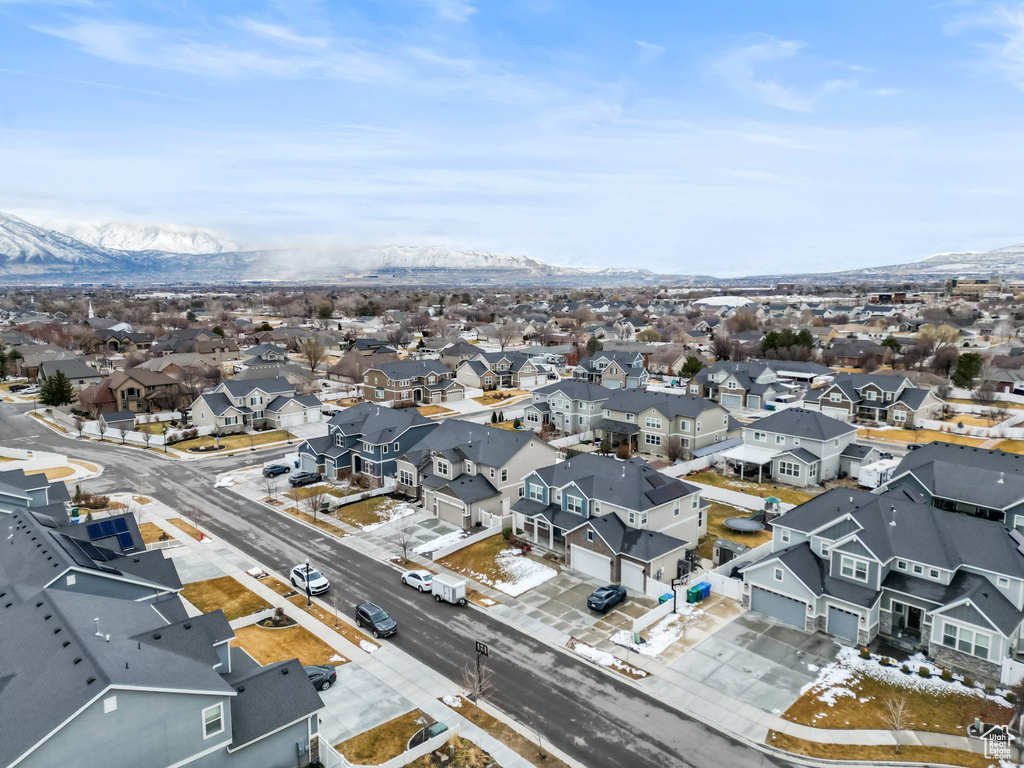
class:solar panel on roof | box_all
[116,531,136,551]
[87,518,129,541]
[52,533,98,569]
[34,513,60,529]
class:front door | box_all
[907,606,922,635]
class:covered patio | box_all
[719,443,779,483]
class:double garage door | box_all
[721,393,744,409]
[750,586,806,629]
[571,546,611,583]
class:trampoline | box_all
[723,517,766,532]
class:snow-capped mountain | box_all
[0,211,124,266]
[36,218,247,255]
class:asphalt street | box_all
[1,403,793,768]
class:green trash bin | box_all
[687,586,700,604]
[659,593,673,604]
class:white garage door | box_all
[750,586,806,629]
[721,394,743,408]
[621,560,645,593]
[446,389,464,402]
[571,546,611,583]
[278,412,305,428]
[821,407,850,423]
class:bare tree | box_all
[302,483,331,523]
[141,427,154,450]
[389,516,416,562]
[458,658,494,716]
[77,386,106,419]
[664,437,687,463]
[880,694,911,755]
[97,419,108,443]
[72,415,85,439]
[298,338,328,374]
[494,322,523,352]
[974,378,998,406]
[118,424,129,445]
[386,327,412,350]
[262,476,279,504]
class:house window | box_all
[774,568,784,582]
[375,388,384,399]
[399,470,415,486]
[999,576,1010,588]
[679,420,690,431]
[604,409,610,417]
[335,434,344,447]
[913,565,923,575]
[645,417,662,429]
[866,390,877,401]
[696,421,701,433]
[501,469,508,482]
[383,445,389,454]
[840,556,868,582]
[821,544,830,557]
[753,431,766,442]
[518,485,525,497]
[698,508,703,528]
[566,495,584,514]
[625,413,635,422]
[203,703,224,739]
[673,501,680,517]
[437,460,450,477]
[929,569,939,579]
[465,461,474,473]
[781,530,790,543]
[942,623,990,660]
[586,530,594,542]
[892,410,906,423]
[775,435,785,445]
[593,501,601,514]
[829,392,841,402]
[897,560,907,570]
[777,461,801,478]
[393,442,399,452]
[528,483,544,502]
[644,434,662,446]
[628,512,636,525]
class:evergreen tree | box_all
[951,352,983,389]
[39,370,75,407]
[681,355,704,378]
[0,351,7,380]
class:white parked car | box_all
[290,564,330,595]
[400,569,433,593]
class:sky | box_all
[2,1,1024,277]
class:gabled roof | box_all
[401,418,551,470]
[527,454,698,511]
[368,359,453,381]
[530,380,615,402]
[227,658,323,749]
[587,513,689,562]
[601,389,723,420]
[219,376,295,398]
[327,402,434,445]
[747,408,857,441]
[193,392,239,417]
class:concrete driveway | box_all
[318,664,416,745]
[666,611,840,716]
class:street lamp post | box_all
[162,423,168,454]
[305,560,313,608]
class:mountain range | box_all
[0,209,1021,287]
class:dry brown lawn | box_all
[68,459,100,473]
[231,624,346,666]
[138,522,171,545]
[281,505,348,537]
[948,397,1024,410]
[783,669,1011,734]
[180,576,272,620]
[766,731,993,768]
[334,496,401,528]
[285,483,360,501]
[417,405,455,417]
[404,736,493,768]
[437,535,512,584]
[687,472,817,506]
[857,427,986,447]
[446,697,569,768]
[169,517,204,541]
[472,389,530,406]
[334,710,426,765]
[697,501,773,561]
[173,430,295,452]
[25,466,76,481]
[132,495,151,504]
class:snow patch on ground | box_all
[360,502,416,532]
[329,654,345,663]
[359,640,378,654]
[413,530,470,555]
[571,640,647,677]
[442,695,462,708]
[213,476,235,488]
[478,597,496,606]
[611,606,704,656]
[246,567,267,578]
[801,647,1006,707]
[471,548,557,597]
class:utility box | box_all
[431,574,468,606]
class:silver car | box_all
[401,569,433,592]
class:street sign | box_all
[475,641,488,656]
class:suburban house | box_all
[691,360,790,411]
[593,390,731,460]
[79,328,153,355]
[362,360,465,405]
[455,351,541,390]
[395,419,558,528]
[190,376,321,433]
[439,340,483,370]
[803,372,942,426]
[571,350,649,390]
[37,358,103,392]
[723,408,858,487]
[83,368,182,415]
[513,454,705,592]
[522,380,614,434]
[0,469,325,768]
[152,329,241,362]
[298,403,437,486]
[741,487,1024,680]
[880,442,1024,529]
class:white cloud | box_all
[424,0,477,22]
[873,87,900,97]
[238,20,328,49]
[984,4,1024,87]
[635,40,665,62]
[712,37,815,112]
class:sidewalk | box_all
[135,495,580,768]
[217,478,990,761]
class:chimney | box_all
[999,472,1005,484]
[94,618,103,637]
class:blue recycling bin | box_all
[698,582,711,600]
[659,593,673,604]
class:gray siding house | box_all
[522,380,614,434]
[513,454,705,592]
[395,419,559,528]
[742,487,1024,680]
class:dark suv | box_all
[289,471,322,488]
[587,585,627,613]
[355,602,397,638]
[262,464,291,478]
